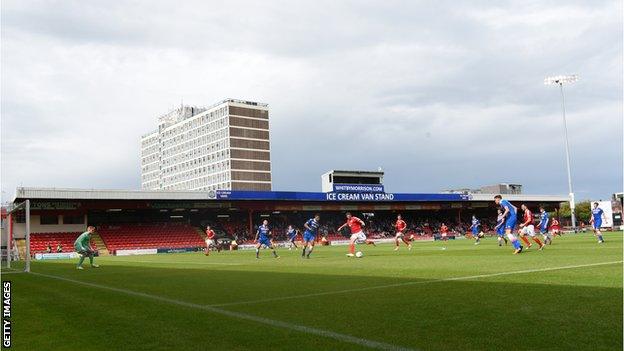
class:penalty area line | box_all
[211,260,623,307]
[29,272,415,351]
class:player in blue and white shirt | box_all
[286,225,299,250]
[470,215,482,245]
[302,214,320,258]
[254,219,279,259]
[494,208,508,246]
[495,195,523,254]
[590,202,607,243]
[537,206,552,245]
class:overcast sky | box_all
[1,0,622,202]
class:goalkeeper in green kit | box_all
[74,226,100,270]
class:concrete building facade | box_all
[141,99,271,191]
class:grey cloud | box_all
[1,0,621,202]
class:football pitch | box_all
[6,232,623,351]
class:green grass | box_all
[5,232,623,351]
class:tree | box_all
[558,200,592,223]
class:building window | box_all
[64,215,85,224]
[14,212,25,223]
[40,215,59,225]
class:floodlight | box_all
[544,75,578,85]
[544,74,579,229]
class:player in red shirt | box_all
[518,204,544,250]
[550,218,561,236]
[337,212,368,257]
[440,223,449,249]
[393,214,412,251]
[204,226,218,256]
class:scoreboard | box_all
[321,170,385,193]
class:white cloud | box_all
[1,0,621,201]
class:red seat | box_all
[98,224,204,251]
[30,232,83,254]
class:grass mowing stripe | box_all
[28,272,416,351]
[105,259,243,266]
[1,266,21,271]
[211,260,623,307]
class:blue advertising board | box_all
[216,190,472,202]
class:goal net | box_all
[1,200,32,273]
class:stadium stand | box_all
[215,219,248,239]
[97,223,204,252]
[30,232,95,254]
[211,212,487,243]
[25,212,517,256]
[29,213,502,255]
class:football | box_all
[355,251,364,258]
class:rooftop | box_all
[12,187,568,203]
[141,98,269,138]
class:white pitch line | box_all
[211,260,623,307]
[104,259,243,266]
[29,272,414,351]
